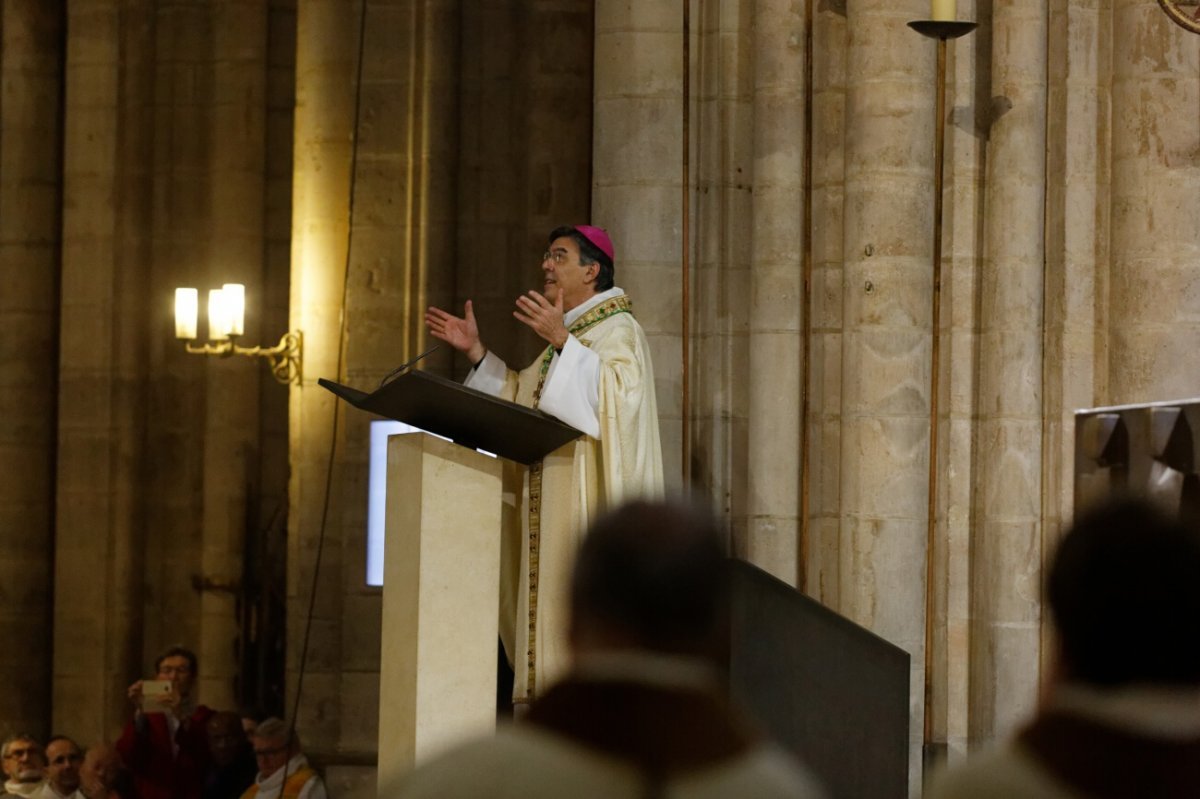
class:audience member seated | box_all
[36,737,81,799]
[238,707,269,739]
[240,718,326,799]
[117,645,214,799]
[1,735,45,798]
[930,497,1200,798]
[390,498,827,798]
[204,711,258,799]
[77,744,129,799]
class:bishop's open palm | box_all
[425,300,482,358]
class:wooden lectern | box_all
[319,371,581,790]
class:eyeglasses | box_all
[253,746,288,757]
[542,249,571,266]
[4,746,38,760]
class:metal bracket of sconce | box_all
[174,285,302,385]
[184,330,303,385]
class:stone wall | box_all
[0,0,294,744]
[0,0,62,739]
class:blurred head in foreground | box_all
[1049,495,1200,689]
[568,497,727,661]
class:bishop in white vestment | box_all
[425,225,664,702]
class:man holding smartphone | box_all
[117,646,214,799]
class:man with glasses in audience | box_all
[0,735,44,798]
[425,225,664,707]
[117,645,214,799]
[239,718,325,799]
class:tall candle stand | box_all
[907,16,976,778]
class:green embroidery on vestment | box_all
[531,295,633,408]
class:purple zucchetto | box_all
[573,225,615,264]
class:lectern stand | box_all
[319,371,582,789]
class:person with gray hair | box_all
[239,718,325,799]
[390,498,825,798]
[0,735,44,798]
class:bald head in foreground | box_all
[389,498,825,799]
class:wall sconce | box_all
[174,284,302,385]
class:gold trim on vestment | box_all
[520,294,634,702]
[526,460,543,699]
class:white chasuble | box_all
[465,288,664,701]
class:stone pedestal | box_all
[377,432,503,788]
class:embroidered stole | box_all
[522,294,633,702]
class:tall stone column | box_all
[54,0,152,741]
[0,0,62,738]
[838,0,933,782]
[452,1,593,376]
[289,0,356,754]
[685,0,753,535]
[807,0,847,605]
[593,1,683,488]
[142,0,209,677]
[1043,0,1105,723]
[745,0,806,585]
[1108,1,1200,403]
[969,0,1048,746]
[935,6,986,759]
[198,0,269,712]
[512,0,594,360]
[343,0,463,756]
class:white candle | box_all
[208,288,229,340]
[222,282,245,337]
[931,0,955,20]
[174,288,198,340]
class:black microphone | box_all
[378,343,441,388]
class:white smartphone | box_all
[141,679,172,713]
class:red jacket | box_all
[117,704,215,799]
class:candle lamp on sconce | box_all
[174,284,302,385]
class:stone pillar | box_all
[198,0,269,712]
[1043,0,1105,718]
[593,1,683,488]
[838,0,933,782]
[935,3,986,760]
[744,0,806,585]
[969,0,1049,746]
[143,0,208,674]
[1108,1,1200,403]
[454,0,525,374]
[512,0,594,363]
[452,1,593,377]
[54,0,151,741]
[289,0,356,754]
[685,0,753,536]
[342,0,464,757]
[0,0,62,738]
[807,0,847,605]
